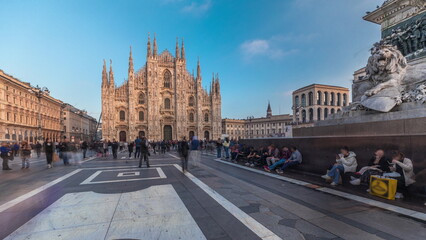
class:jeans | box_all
[22,156,30,168]
[62,152,69,165]
[280,160,299,171]
[224,147,229,159]
[139,153,149,167]
[269,159,286,170]
[328,164,345,184]
[83,149,87,158]
[2,156,9,169]
[134,147,141,158]
[46,152,53,165]
[181,154,188,171]
[216,147,221,158]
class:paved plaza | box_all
[0,151,425,240]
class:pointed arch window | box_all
[204,113,209,122]
[189,96,195,107]
[189,112,194,122]
[138,93,145,104]
[139,111,144,121]
[119,110,125,121]
[164,98,171,109]
[164,70,172,88]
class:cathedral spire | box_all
[129,46,134,74]
[102,59,108,88]
[109,59,115,88]
[181,38,185,60]
[175,37,180,59]
[147,33,151,58]
[153,33,158,57]
[197,57,201,79]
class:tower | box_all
[128,46,136,140]
[267,101,272,118]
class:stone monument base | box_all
[293,102,426,137]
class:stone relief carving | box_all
[383,14,426,58]
[352,42,426,112]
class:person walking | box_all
[128,141,134,159]
[35,141,42,158]
[102,140,108,158]
[134,137,141,159]
[1,142,12,170]
[44,138,54,168]
[81,140,88,159]
[215,138,222,158]
[111,139,119,159]
[139,137,150,168]
[12,142,20,158]
[190,136,200,167]
[223,137,230,160]
[179,137,189,172]
[59,137,70,165]
[21,141,32,169]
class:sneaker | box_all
[330,182,337,186]
[245,163,250,166]
[47,164,52,169]
[395,192,404,199]
[350,176,357,181]
[276,169,283,174]
[263,166,271,172]
[250,164,255,167]
[321,174,331,180]
[350,179,361,185]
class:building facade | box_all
[0,70,63,143]
[292,84,349,123]
[222,103,293,140]
[101,36,222,142]
[62,104,97,143]
[222,118,245,140]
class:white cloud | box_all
[240,38,298,61]
[181,0,212,15]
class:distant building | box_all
[0,69,63,143]
[62,104,97,143]
[222,119,245,140]
[222,103,293,140]
[292,84,349,124]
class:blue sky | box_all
[0,0,384,120]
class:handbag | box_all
[53,153,60,162]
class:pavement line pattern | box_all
[0,169,83,213]
[80,168,167,185]
[173,164,282,240]
[213,159,426,222]
[5,185,207,240]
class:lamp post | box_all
[29,85,48,142]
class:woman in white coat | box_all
[390,151,416,190]
[322,146,358,186]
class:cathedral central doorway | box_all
[163,125,172,141]
[119,131,127,142]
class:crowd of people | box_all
[1,136,91,171]
[211,139,420,200]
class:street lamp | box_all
[29,85,49,142]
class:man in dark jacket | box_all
[111,139,119,159]
[81,141,88,159]
[179,137,189,172]
[139,137,150,168]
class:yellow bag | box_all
[369,175,398,200]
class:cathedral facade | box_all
[101,36,222,142]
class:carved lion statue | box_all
[363,44,407,97]
[352,42,426,112]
